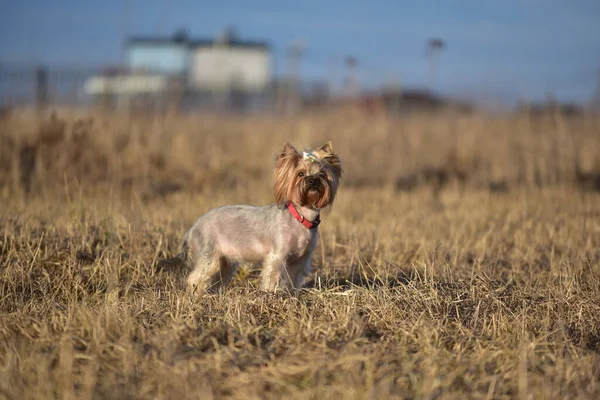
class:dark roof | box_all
[125,35,270,50]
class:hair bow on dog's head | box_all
[303,151,319,163]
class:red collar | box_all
[286,202,320,229]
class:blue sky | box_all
[1,0,599,103]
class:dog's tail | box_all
[157,235,192,273]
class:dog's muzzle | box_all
[306,176,321,190]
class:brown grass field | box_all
[1,108,600,399]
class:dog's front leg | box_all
[260,252,286,292]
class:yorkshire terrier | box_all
[172,141,343,293]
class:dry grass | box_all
[1,109,600,399]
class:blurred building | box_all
[188,29,271,93]
[82,28,272,112]
[124,28,272,111]
[125,30,190,77]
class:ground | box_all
[1,110,599,399]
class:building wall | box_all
[189,46,270,92]
[126,44,189,75]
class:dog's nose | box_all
[307,177,316,186]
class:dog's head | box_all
[274,141,343,209]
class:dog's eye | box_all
[298,172,305,177]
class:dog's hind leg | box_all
[187,253,216,292]
[187,254,238,294]
[208,257,239,293]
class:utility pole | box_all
[327,54,338,100]
[425,38,445,92]
[120,0,134,65]
[157,0,170,35]
[344,56,359,99]
[384,72,402,115]
[591,67,600,112]
[282,39,306,115]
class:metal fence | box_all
[0,63,336,115]
[4,63,592,116]
[0,64,100,108]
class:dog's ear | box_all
[315,141,343,180]
[316,141,334,155]
[274,142,301,205]
[275,142,300,167]
[281,142,299,156]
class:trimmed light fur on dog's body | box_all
[178,141,342,293]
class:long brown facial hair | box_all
[274,142,343,209]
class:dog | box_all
[171,141,343,293]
